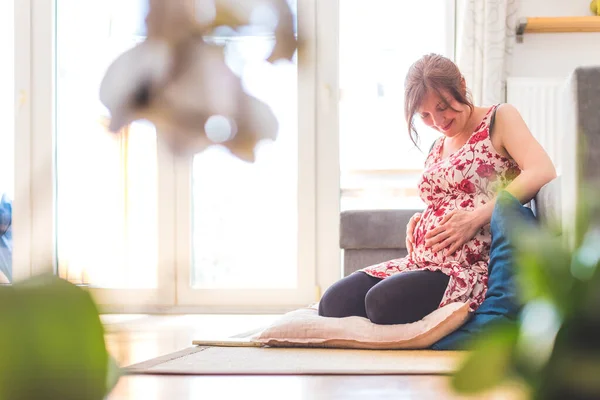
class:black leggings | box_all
[318,270,450,325]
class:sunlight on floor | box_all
[102,314,280,367]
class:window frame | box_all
[13,0,55,282]
[11,0,32,283]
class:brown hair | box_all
[404,53,474,148]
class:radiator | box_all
[506,77,568,175]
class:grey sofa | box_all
[340,65,600,276]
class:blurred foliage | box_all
[452,184,600,400]
[0,275,121,400]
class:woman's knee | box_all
[318,272,379,318]
[365,284,423,325]
[317,288,344,318]
[317,281,342,317]
[364,271,450,325]
[364,284,397,325]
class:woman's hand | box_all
[424,210,481,255]
[405,212,422,256]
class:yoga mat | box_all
[126,345,466,376]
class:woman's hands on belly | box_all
[405,212,422,257]
[423,209,482,255]
[409,206,489,264]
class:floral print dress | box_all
[361,104,521,311]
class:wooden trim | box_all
[315,0,342,296]
[517,16,600,43]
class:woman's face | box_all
[417,89,470,138]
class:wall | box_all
[510,0,600,78]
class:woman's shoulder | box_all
[477,103,519,116]
[487,103,524,136]
[491,103,522,120]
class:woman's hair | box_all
[404,53,474,148]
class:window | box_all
[338,0,456,211]
[55,0,174,306]
[175,0,319,310]
[18,0,457,310]
[191,42,298,290]
[52,0,317,310]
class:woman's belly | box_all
[411,204,491,269]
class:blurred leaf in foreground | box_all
[453,185,600,399]
[513,225,574,318]
[451,322,519,394]
[0,274,119,400]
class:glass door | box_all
[175,0,319,311]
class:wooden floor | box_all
[103,314,527,400]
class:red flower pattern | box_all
[476,163,496,179]
[361,104,522,312]
[468,130,488,144]
[460,199,474,208]
[458,179,476,194]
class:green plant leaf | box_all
[534,322,600,400]
[572,182,600,249]
[558,353,600,397]
[515,299,562,373]
[451,322,520,394]
[512,226,574,316]
[0,274,113,400]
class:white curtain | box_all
[458,0,520,106]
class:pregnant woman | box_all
[318,53,557,325]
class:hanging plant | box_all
[99,0,301,162]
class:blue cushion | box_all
[431,191,538,350]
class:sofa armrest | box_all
[339,208,423,276]
[340,209,423,250]
[531,176,562,233]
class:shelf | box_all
[516,16,600,43]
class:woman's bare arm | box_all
[472,103,557,227]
